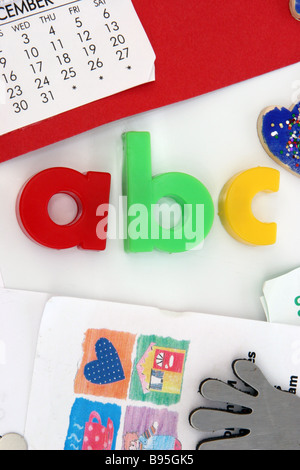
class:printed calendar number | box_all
[13,100,29,113]
[22,33,30,44]
[40,90,54,103]
[0,51,7,69]
[77,30,92,42]
[104,21,119,32]
[1,70,16,83]
[35,77,50,89]
[116,48,128,61]
[82,44,96,57]
[61,67,76,80]
[24,47,40,59]
[29,61,43,74]
[7,84,22,99]
[88,58,103,71]
[50,39,64,51]
[56,53,71,65]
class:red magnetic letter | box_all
[16,167,111,250]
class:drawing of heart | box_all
[257,102,300,177]
[84,337,125,385]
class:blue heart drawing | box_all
[258,102,300,177]
[84,337,125,385]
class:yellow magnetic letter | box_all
[218,167,280,246]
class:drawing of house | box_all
[136,343,186,395]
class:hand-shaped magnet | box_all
[190,359,300,450]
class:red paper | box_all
[1,0,299,162]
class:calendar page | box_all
[0,0,155,136]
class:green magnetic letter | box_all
[123,132,214,253]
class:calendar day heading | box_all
[0,0,75,22]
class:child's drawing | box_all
[84,337,125,385]
[123,406,181,450]
[129,335,189,405]
[74,328,136,399]
[64,398,121,450]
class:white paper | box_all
[24,296,300,450]
[0,288,50,436]
[260,295,269,320]
[262,267,300,325]
[0,0,155,135]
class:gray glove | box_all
[190,359,300,450]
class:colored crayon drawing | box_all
[82,411,113,451]
[129,335,189,405]
[64,398,121,450]
[123,406,181,450]
[74,329,136,399]
[148,347,186,393]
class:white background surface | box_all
[1,62,300,322]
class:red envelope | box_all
[1,0,299,162]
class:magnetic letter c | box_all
[218,167,280,246]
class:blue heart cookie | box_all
[290,0,300,20]
[84,337,125,385]
[258,102,300,177]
